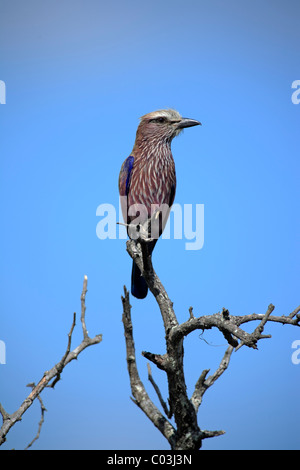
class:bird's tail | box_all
[131,261,148,299]
[131,240,157,299]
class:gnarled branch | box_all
[122,238,299,450]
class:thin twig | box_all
[50,312,76,389]
[147,363,172,418]
[191,346,234,413]
[81,275,89,339]
[287,305,300,319]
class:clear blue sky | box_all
[0,0,299,450]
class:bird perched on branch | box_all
[119,109,201,299]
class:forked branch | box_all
[0,276,102,448]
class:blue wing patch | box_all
[124,156,134,195]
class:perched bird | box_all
[119,109,201,299]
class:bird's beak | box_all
[176,117,202,129]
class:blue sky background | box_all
[0,0,299,450]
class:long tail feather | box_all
[131,261,148,299]
[130,240,157,299]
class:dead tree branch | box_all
[122,238,300,450]
[24,383,47,450]
[147,363,172,419]
[0,275,102,448]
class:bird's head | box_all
[135,109,201,145]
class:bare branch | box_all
[124,240,204,450]
[0,404,9,422]
[189,307,195,319]
[0,276,102,448]
[142,351,169,371]
[170,312,259,350]
[126,240,178,333]
[24,383,47,450]
[121,286,176,448]
[170,302,299,352]
[80,275,89,339]
[147,363,172,418]
[191,346,234,413]
[235,309,300,328]
[200,429,226,439]
[123,238,299,450]
[287,305,300,320]
[50,312,77,389]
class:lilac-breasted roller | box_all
[119,109,201,299]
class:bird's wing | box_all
[119,155,134,197]
[119,156,134,224]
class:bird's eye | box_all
[156,117,166,123]
[149,116,167,124]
